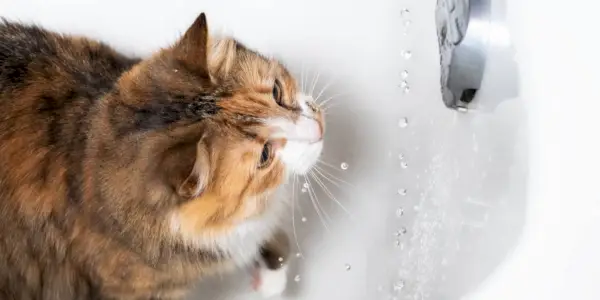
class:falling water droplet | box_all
[345,264,352,271]
[413,205,420,211]
[295,252,302,258]
[401,161,408,169]
[400,70,409,79]
[395,208,405,217]
[398,117,409,128]
[278,257,284,262]
[400,8,410,18]
[303,182,310,189]
[394,239,402,247]
[340,162,349,170]
[403,20,412,28]
[393,280,405,292]
[294,275,301,282]
[398,153,405,160]
[301,217,307,222]
[397,189,407,196]
[395,227,408,237]
[399,81,410,94]
[402,50,412,60]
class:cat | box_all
[0,12,324,299]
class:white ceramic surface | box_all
[3,0,597,299]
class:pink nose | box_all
[306,118,324,143]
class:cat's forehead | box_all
[226,41,295,85]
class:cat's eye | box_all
[272,79,283,105]
[258,143,274,168]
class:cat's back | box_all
[0,21,143,299]
[0,20,140,95]
[0,20,140,195]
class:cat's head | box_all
[102,13,324,241]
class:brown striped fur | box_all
[0,13,316,299]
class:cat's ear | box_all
[162,139,212,200]
[173,13,210,77]
[177,142,211,198]
[208,39,237,77]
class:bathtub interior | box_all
[0,0,527,299]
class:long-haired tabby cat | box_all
[0,13,324,299]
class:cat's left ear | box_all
[173,13,210,78]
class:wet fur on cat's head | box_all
[92,14,324,247]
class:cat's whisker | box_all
[315,163,355,187]
[300,62,307,93]
[290,174,303,256]
[309,70,321,97]
[302,174,331,231]
[316,159,339,170]
[315,76,336,103]
[312,166,342,189]
[305,174,334,225]
[309,170,354,220]
[319,92,348,107]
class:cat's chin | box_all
[280,140,323,175]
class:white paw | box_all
[255,265,288,298]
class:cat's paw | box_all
[252,264,288,298]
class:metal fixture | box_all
[436,0,491,110]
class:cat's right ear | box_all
[177,142,211,199]
[162,140,212,200]
[173,13,210,78]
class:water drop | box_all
[394,239,402,247]
[395,227,408,237]
[301,187,308,193]
[398,153,405,160]
[400,70,409,79]
[400,8,410,18]
[398,117,409,128]
[345,264,352,271]
[301,217,307,222]
[295,252,302,258]
[397,189,407,196]
[413,205,420,211]
[395,208,405,217]
[401,161,408,169]
[393,280,405,291]
[278,257,284,262]
[340,162,349,170]
[399,81,410,94]
[402,50,412,60]
[294,275,301,282]
[403,20,412,28]
[303,182,310,189]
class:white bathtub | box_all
[2,0,599,299]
